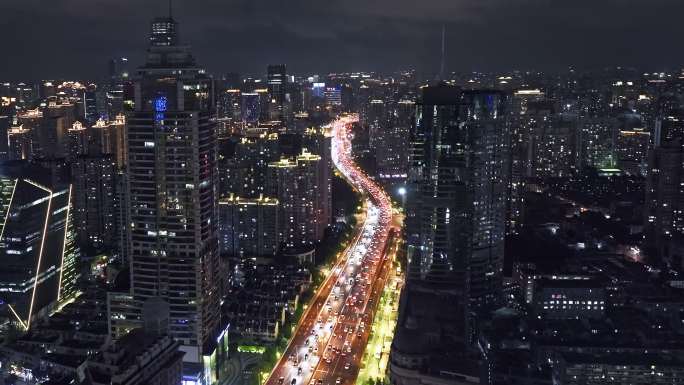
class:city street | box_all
[264,114,394,385]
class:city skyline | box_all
[2,0,684,80]
[3,4,684,385]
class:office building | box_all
[83,83,99,125]
[324,86,342,108]
[0,168,79,331]
[553,353,684,385]
[405,85,509,307]
[240,92,260,125]
[267,64,287,122]
[532,278,606,320]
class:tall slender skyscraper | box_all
[124,14,220,363]
[405,85,509,307]
[267,64,287,122]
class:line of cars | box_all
[271,115,393,385]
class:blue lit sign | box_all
[155,95,168,112]
[154,95,167,122]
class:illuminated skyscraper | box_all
[218,194,279,257]
[0,166,79,331]
[90,115,127,169]
[8,125,32,160]
[71,155,116,251]
[121,14,220,363]
[67,121,88,161]
[241,92,260,125]
[267,64,287,122]
[267,149,326,250]
[405,85,509,308]
[377,99,412,181]
[83,83,99,125]
[367,99,386,150]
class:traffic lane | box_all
[266,207,371,385]
[266,259,351,385]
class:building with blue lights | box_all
[112,13,222,376]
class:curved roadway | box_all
[263,114,394,385]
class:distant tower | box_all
[439,25,446,80]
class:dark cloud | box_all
[0,0,683,81]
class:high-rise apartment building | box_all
[90,115,127,169]
[72,155,116,251]
[367,99,386,151]
[122,14,220,363]
[376,99,412,181]
[218,194,279,257]
[67,121,89,161]
[267,149,326,250]
[8,125,32,160]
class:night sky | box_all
[1,0,683,81]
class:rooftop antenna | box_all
[439,24,446,81]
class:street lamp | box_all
[397,186,407,207]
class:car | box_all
[344,362,350,370]
[335,378,342,385]
[297,367,303,375]
[278,378,284,385]
[304,354,309,361]
[325,357,332,364]
[317,380,323,385]
[291,379,297,385]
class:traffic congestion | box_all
[265,114,394,385]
